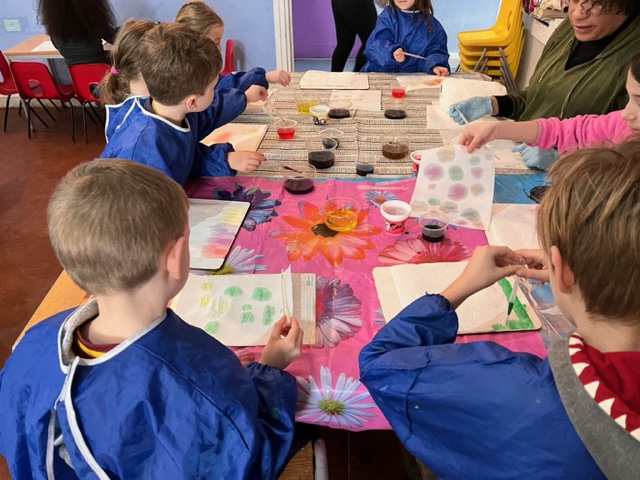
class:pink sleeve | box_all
[532,111,631,154]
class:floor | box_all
[0,103,406,479]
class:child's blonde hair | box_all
[138,22,221,106]
[100,19,156,105]
[537,140,640,322]
[175,1,223,37]
[47,160,188,295]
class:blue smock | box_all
[361,7,449,73]
[101,95,240,185]
[0,302,297,479]
[214,67,269,124]
[358,294,604,479]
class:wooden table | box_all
[3,34,61,60]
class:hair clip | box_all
[110,66,119,75]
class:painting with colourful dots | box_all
[170,268,317,346]
[188,199,250,270]
[373,261,542,334]
[200,123,268,152]
[409,145,496,229]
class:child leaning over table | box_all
[359,142,640,479]
[0,160,306,479]
[361,0,450,75]
[99,22,266,184]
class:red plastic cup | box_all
[275,119,297,140]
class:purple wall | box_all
[292,0,361,58]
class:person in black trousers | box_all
[331,0,378,72]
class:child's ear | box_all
[185,94,199,111]
[165,236,188,281]
[550,245,575,294]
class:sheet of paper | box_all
[487,204,540,250]
[200,123,268,152]
[396,74,444,92]
[31,40,56,52]
[330,89,381,111]
[299,70,369,89]
[373,261,541,334]
[188,199,250,270]
[439,77,507,113]
[410,145,495,229]
[171,268,316,346]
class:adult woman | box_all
[36,0,118,66]
[330,0,378,72]
[450,0,640,168]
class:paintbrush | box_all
[453,105,470,125]
[282,165,304,174]
[403,52,428,60]
[281,269,291,328]
[506,258,526,324]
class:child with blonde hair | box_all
[361,0,449,74]
[0,159,304,478]
[360,142,640,478]
[100,22,266,183]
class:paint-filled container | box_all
[307,136,336,169]
[381,134,410,160]
[319,128,344,149]
[274,118,297,140]
[328,99,352,119]
[281,164,316,195]
[323,197,360,232]
[419,212,449,242]
[355,154,378,176]
[380,200,411,235]
[310,105,330,125]
[383,98,407,120]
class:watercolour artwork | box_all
[299,70,369,90]
[409,145,495,229]
[373,261,541,334]
[200,123,268,152]
[395,74,444,92]
[171,267,317,346]
[188,199,250,270]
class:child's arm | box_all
[216,67,269,91]
[227,151,266,173]
[459,120,541,152]
[362,9,402,71]
[419,19,450,75]
[191,142,236,177]
[195,88,249,137]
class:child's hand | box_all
[442,246,523,309]
[393,48,405,63]
[245,85,269,103]
[260,316,303,370]
[458,122,498,152]
[432,66,449,76]
[514,249,550,283]
[228,151,266,173]
[266,69,291,86]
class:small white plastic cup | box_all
[380,200,411,235]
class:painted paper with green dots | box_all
[171,268,309,346]
[409,145,495,230]
[373,261,541,334]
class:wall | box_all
[0,0,278,71]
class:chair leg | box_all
[29,106,49,128]
[69,101,75,142]
[84,104,99,125]
[88,102,104,125]
[3,94,9,132]
[48,99,61,112]
[26,99,32,139]
[82,101,88,144]
[36,98,57,123]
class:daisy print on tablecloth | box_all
[297,366,377,429]
[378,236,471,266]
[364,190,398,207]
[270,201,381,266]
[314,276,363,349]
[213,184,281,231]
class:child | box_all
[98,18,155,105]
[458,52,640,167]
[176,1,291,89]
[361,0,450,75]
[359,142,640,478]
[99,22,266,184]
[0,159,304,479]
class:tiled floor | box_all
[0,105,406,479]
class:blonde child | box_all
[176,1,289,122]
[458,52,640,169]
[100,22,266,183]
[361,0,449,75]
[0,160,304,478]
[360,142,640,478]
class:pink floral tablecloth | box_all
[184,175,547,431]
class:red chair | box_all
[9,61,75,140]
[68,63,109,143]
[0,52,19,132]
[220,39,235,75]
